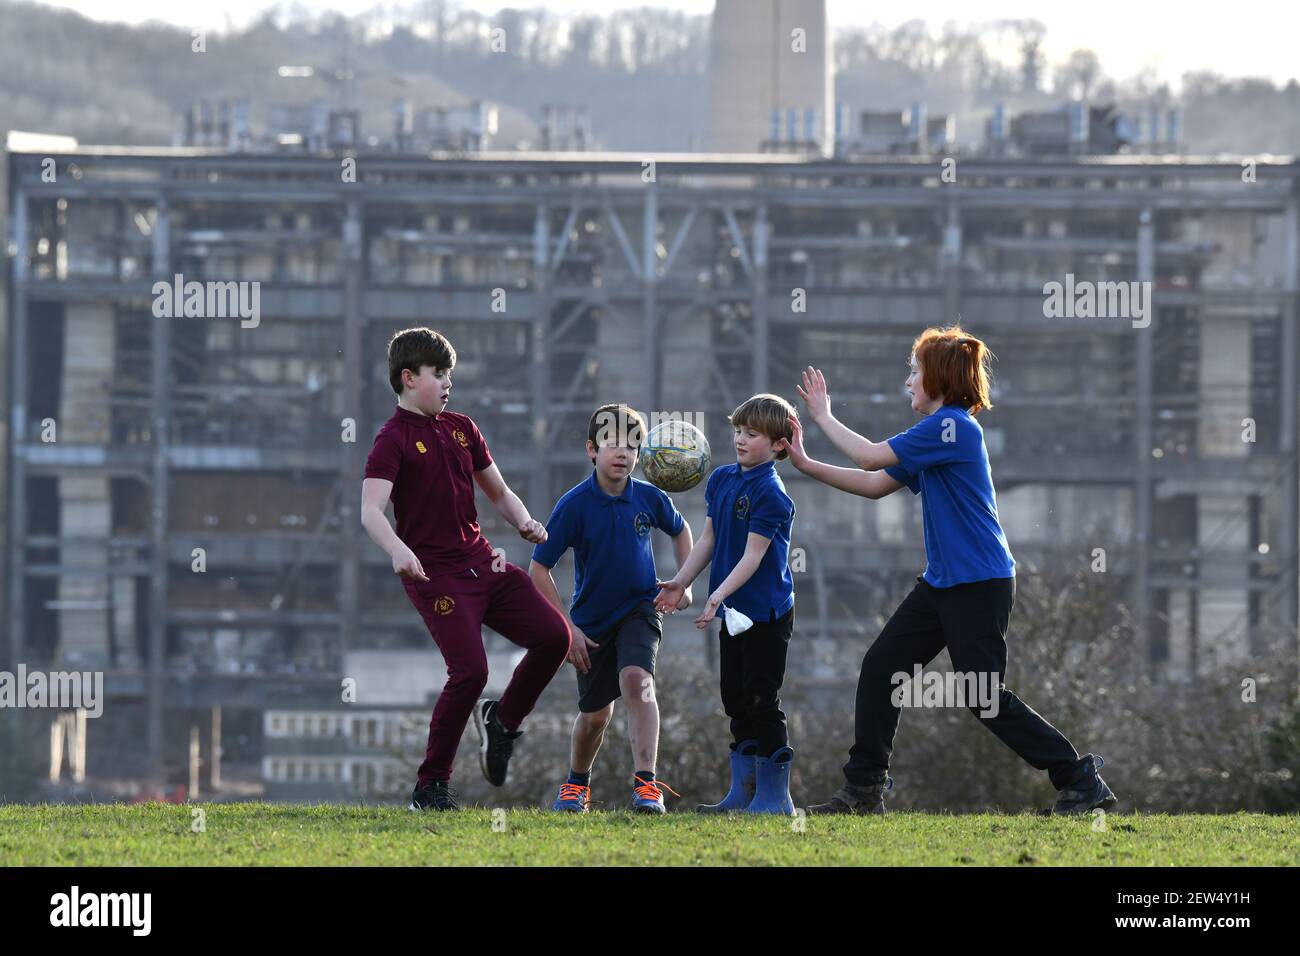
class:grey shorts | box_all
[576,600,663,713]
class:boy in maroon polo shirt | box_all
[361,327,571,811]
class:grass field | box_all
[1,804,1296,866]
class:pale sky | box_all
[31,0,1300,89]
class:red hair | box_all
[911,326,994,415]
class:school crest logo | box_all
[434,595,455,616]
[415,441,428,454]
[633,512,653,537]
[734,495,751,520]
[453,430,469,448]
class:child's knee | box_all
[619,666,654,701]
[451,665,489,695]
[579,705,613,733]
[547,616,572,656]
[861,649,900,685]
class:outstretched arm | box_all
[800,460,906,500]
[795,367,899,472]
[693,532,771,628]
[656,518,713,612]
[776,417,905,500]
[473,463,547,544]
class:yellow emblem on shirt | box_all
[416,441,428,454]
[453,430,469,448]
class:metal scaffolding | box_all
[6,147,1299,779]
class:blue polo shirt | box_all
[884,404,1016,588]
[704,460,795,623]
[532,471,685,637]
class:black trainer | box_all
[1052,753,1117,815]
[409,780,460,811]
[806,776,893,816]
[474,698,523,787]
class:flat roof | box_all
[6,131,1296,169]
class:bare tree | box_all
[1055,48,1103,99]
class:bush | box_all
[376,563,1300,813]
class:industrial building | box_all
[4,104,1298,795]
[709,0,835,155]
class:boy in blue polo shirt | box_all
[530,404,695,814]
[656,393,799,815]
[785,328,1116,817]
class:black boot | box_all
[1052,754,1117,815]
[409,780,461,811]
[806,775,892,816]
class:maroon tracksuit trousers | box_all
[402,554,570,785]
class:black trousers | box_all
[843,576,1081,789]
[719,606,793,757]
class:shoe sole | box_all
[805,804,884,816]
[633,804,666,815]
[1053,792,1119,815]
[1047,770,1117,815]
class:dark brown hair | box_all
[387,327,456,395]
[587,404,647,463]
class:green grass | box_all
[2,805,1296,866]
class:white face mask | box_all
[722,604,754,635]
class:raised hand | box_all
[795,366,832,424]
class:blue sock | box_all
[568,769,591,786]
[634,770,655,784]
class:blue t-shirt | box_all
[704,460,796,623]
[884,405,1016,588]
[531,471,685,637]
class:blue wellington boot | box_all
[695,739,758,813]
[744,746,795,815]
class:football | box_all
[640,419,711,492]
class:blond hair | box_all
[729,393,796,461]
